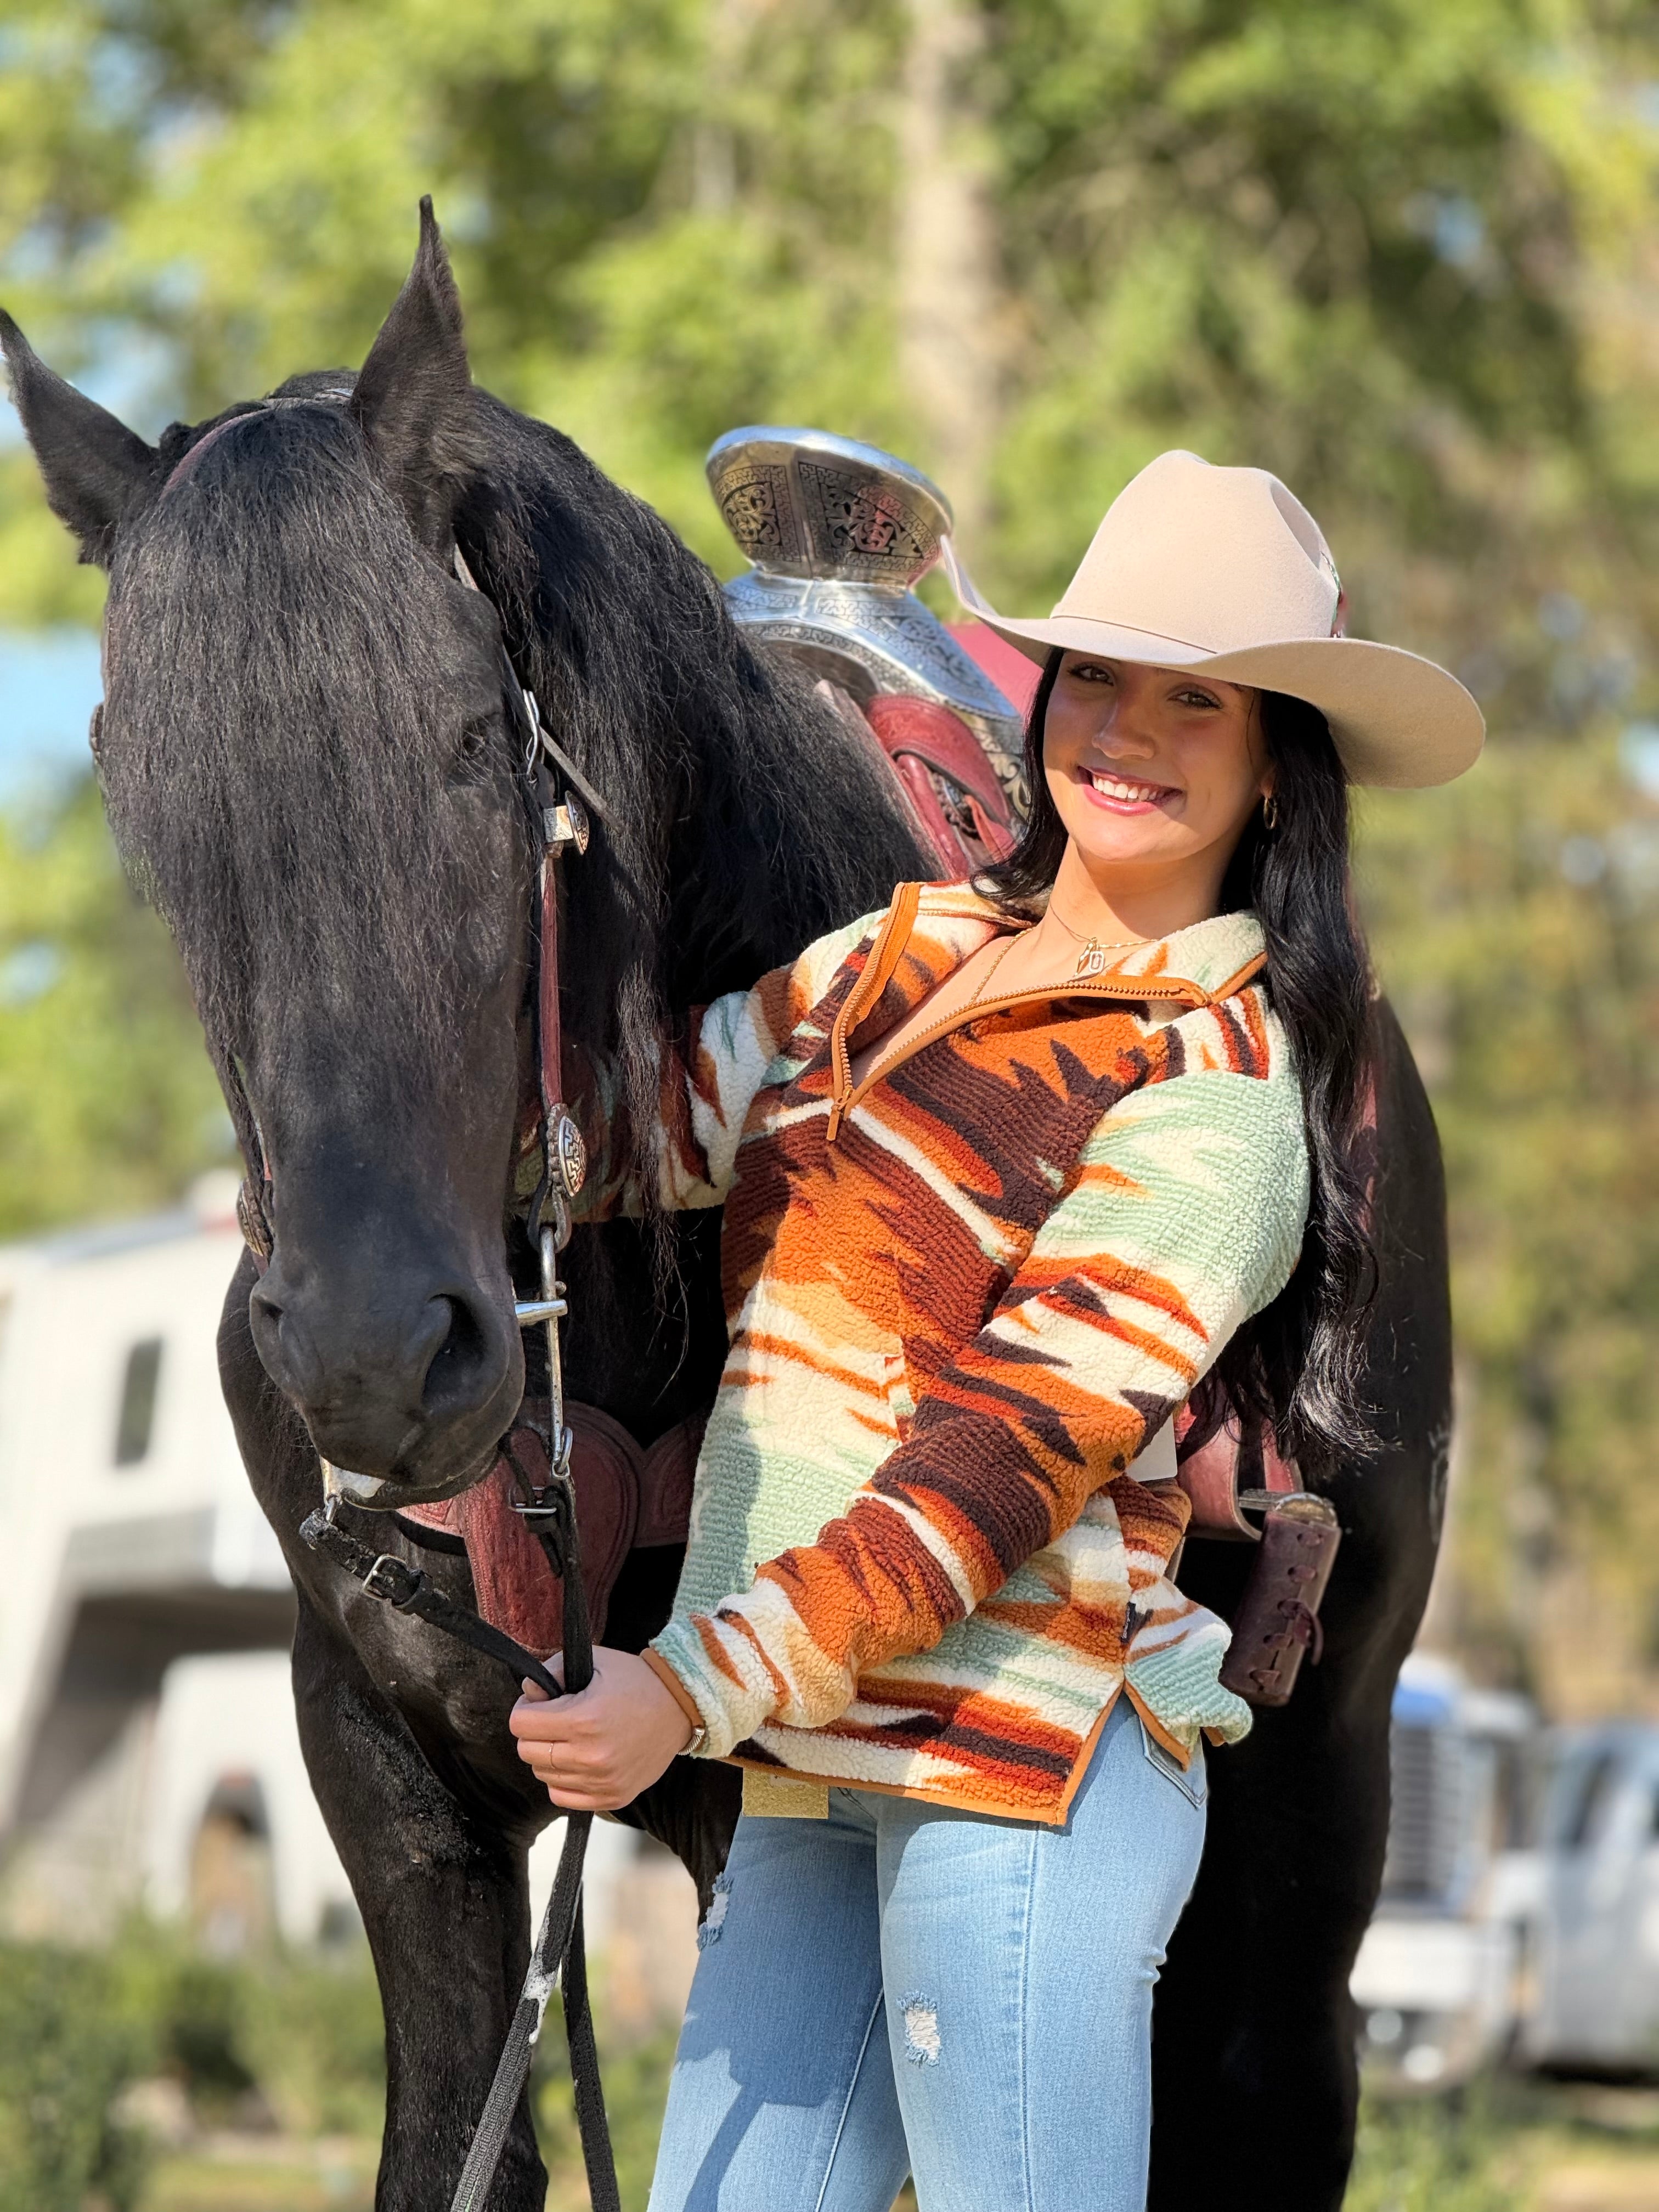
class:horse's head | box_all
[2,206,537,1498]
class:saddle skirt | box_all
[396,1401,702,1654]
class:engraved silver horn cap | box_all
[708,426,1026,807]
[709,426,953,586]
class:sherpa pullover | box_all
[592,881,1309,1825]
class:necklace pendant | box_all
[1074,939,1108,979]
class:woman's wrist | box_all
[641,1647,708,1754]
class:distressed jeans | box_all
[647,1699,1207,2212]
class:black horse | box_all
[3,209,1449,2210]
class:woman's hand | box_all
[509,1646,695,1812]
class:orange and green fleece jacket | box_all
[597,881,1308,1824]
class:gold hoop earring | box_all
[1262,793,1280,833]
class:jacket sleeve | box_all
[572,906,884,1217]
[648,1061,1311,1755]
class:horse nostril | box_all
[249,1282,324,1400]
[418,1294,493,1419]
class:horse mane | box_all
[99,390,515,1119]
[452,387,926,1190]
[97,366,924,1222]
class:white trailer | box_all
[0,1181,351,1943]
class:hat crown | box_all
[1056,450,1341,652]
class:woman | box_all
[511,450,1483,2209]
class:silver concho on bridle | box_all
[707,426,1028,816]
[550,1108,587,1203]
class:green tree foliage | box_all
[0,780,230,1237]
[1,0,1657,1696]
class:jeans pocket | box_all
[1139,1718,1209,1809]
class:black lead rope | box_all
[301,1466,622,2212]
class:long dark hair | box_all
[977,651,1376,1464]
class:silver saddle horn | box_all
[707,425,1028,815]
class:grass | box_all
[1346,2078,1659,2212]
[1347,2087,1528,2211]
[10,1922,1659,2210]
[142,2137,376,2212]
[136,2076,1659,2212]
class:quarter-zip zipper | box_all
[826,880,923,1136]
[826,952,1268,1141]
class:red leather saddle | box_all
[862,693,1017,876]
[409,1390,1299,1660]
[1174,1401,1301,1539]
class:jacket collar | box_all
[905,881,1269,1006]
[823,882,1269,1140]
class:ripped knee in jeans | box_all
[697,1870,733,1951]
[898,1991,941,2067]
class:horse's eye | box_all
[455,722,490,768]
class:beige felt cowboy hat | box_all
[947,449,1483,789]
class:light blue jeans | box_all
[647,1699,1207,2212]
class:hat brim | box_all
[983,614,1484,791]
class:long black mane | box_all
[450,386,924,1187]
[101,392,514,1114]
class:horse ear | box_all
[352,198,476,551]
[0,309,158,567]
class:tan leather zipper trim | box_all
[826,880,923,1141]
[1207,951,1269,1003]
[831,965,1254,1135]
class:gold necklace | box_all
[968,935,1018,1006]
[1040,904,1149,981]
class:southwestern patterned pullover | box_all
[607,883,1308,1824]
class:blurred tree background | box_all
[2,0,1658,1717]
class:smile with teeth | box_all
[1083,766,1177,806]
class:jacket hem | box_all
[719,1685,1144,1829]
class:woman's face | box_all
[1042,653,1271,885]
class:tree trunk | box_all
[896,0,1001,555]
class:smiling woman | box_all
[838,659,1269,1090]
[845,656,1274,1094]
[967,450,1483,1463]
[511,448,1486,2212]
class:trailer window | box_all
[1559,1751,1619,1849]
[114,1337,163,1466]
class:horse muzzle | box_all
[249,1248,524,1491]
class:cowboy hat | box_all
[947,450,1483,789]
